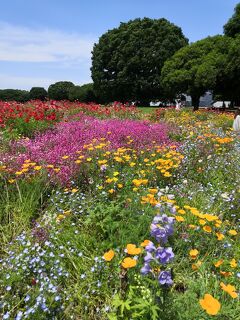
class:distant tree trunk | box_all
[192,95,200,111]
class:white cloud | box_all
[0,22,96,63]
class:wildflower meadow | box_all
[0,101,239,320]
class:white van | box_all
[212,101,231,108]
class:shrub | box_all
[68,83,96,102]
[29,87,48,101]
[48,81,75,100]
[0,89,30,102]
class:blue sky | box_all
[0,0,239,90]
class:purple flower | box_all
[150,224,168,243]
[145,241,156,252]
[144,252,154,263]
[155,247,174,264]
[140,263,152,275]
[158,271,173,286]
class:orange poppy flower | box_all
[189,249,199,259]
[121,257,137,269]
[140,240,150,247]
[220,282,238,298]
[214,259,224,268]
[220,271,232,277]
[126,244,142,255]
[199,294,221,315]
[103,249,115,262]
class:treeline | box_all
[91,3,240,110]
[0,83,96,103]
[1,3,240,109]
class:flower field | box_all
[0,101,239,320]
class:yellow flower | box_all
[62,155,69,159]
[56,214,65,222]
[176,216,185,222]
[75,160,82,164]
[64,210,71,216]
[130,162,136,167]
[15,171,23,175]
[203,225,212,233]
[228,230,237,236]
[199,219,206,225]
[199,294,221,315]
[230,259,237,268]
[163,172,172,177]
[87,158,92,162]
[108,189,115,194]
[204,214,218,222]
[8,179,16,183]
[103,249,115,262]
[117,184,123,188]
[121,257,137,269]
[33,166,42,171]
[216,232,225,241]
[126,244,142,255]
[220,282,238,298]
[148,188,158,194]
[178,209,186,215]
[98,186,103,190]
[98,160,107,165]
[188,224,197,229]
[71,188,78,193]
[113,171,119,176]
[189,249,199,259]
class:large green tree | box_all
[161,35,232,110]
[48,81,74,100]
[223,35,240,105]
[224,3,240,37]
[91,18,188,104]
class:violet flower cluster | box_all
[141,208,175,286]
[1,116,173,183]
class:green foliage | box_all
[0,89,30,102]
[224,3,240,37]
[223,35,240,104]
[0,175,50,245]
[29,87,48,101]
[161,36,232,108]
[91,17,188,103]
[68,83,97,102]
[48,81,75,100]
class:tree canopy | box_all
[0,89,30,102]
[48,81,75,100]
[29,87,48,101]
[224,3,240,37]
[68,83,96,102]
[161,35,233,109]
[91,17,188,104]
